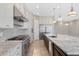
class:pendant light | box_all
[68,4,77,16]
[57,6,62,21]
[65,23,69,26]
[57,6,63,24]
[52,8,57,24]
[58,16,63,21]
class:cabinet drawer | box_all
[8,43,22,56]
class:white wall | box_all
[39,16,55,34]
[34,16,39,40]
[33,16,56,40]
[33,16,54,40]
[68,20,79,37]
[55,23,69,35]
[33,16,79,39]
[38,16,69,35]
[39,16,53,24]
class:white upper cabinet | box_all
[0,3,29,29]
[0,3,13,28]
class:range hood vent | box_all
[14,16,28,22]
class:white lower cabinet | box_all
[11,43,22,56]
[4,43,22,56]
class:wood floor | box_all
[27,40,49,56]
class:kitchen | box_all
[0,3,79,56]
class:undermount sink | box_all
[49,36,73,41]
[49,36,57,38]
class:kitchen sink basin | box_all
[49,36,57,38]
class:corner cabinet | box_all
[0,3,13,28]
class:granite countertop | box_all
[45,33,79,55]
[0,41,22,56]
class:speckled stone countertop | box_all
[0,41,22,56]
[45,33,79,56]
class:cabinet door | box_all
[15,43,22,56]
[53,43,67,56]
[45,38,49,51]
[42,35,49,52]
[0,3,13,28]
[10,43,22,56]
[53,45,61,56]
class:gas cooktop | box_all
[7,35,27,40]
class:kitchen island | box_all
[43,33,79,56]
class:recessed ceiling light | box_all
[58,16,62,21]
[57,6,60,9]
[36,5,39,9]
[59,22,63,24]
[65,23,69,26]
[53,20,57,24]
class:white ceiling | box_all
[25,3,79,21]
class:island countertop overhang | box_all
[44,33,79,56]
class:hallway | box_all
[27,40,49,56]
